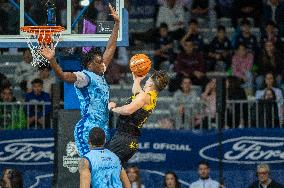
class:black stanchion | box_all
[54,110,81,188]
[207,72,227,186]
[51,84,60,186]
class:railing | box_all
[1,99,282,130]
[171,99,283,130]
[0,102,52,129]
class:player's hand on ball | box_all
[132,72,146,82]
[108,102,117,110]
[39,43,55,61]
[109,3,119,23]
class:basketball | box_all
[129,54,152,77]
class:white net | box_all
[24,29,62,67]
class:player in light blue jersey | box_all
[40,4,120,156]
[79,127,130,188]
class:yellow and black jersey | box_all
[116,91,157,136]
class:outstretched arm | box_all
[132,73,146,95]
[103,4,120,68]
[78,158,91,188]
[111,92,149,115]
[40,44,77,83]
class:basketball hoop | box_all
[20,26,65,67]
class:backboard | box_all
[0,0,128,48]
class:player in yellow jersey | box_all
[106,70,169,165]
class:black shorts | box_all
[105,131,139,166]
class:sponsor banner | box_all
[0,129,284,187]
[130,128,284,171]
[0,129,54,188]
[130,128,284,187]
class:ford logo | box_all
[0,138,54,165]
[199,137,284,164]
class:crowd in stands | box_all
[129,0,284,128]
[1,0,284,129]
[0,49,53,129]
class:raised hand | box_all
[132,72,146,82]
[39,43,55,61]
[109,3,120,23]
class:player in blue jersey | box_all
[40,4,119,156]
[78,127,130,188]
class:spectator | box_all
[171,77,200,128]
[208,25,231,71]
[181,19,204,50]
[126,165,145,188]
[163,171,181,188]
[256,42,283,90]
[190,161,220,188]
[156,0,185,40]
[261,21,280,45]
[262,0,284,35]
[255,73,283,123]
[249,163,284,188]
[158,118,175,129]
[231,43,254,95]
[0,87,26,130]
[232,0,262,27]
[0,168,23,188]
[235,19,258,55]
[14,49,37,94]
[36,66,56,94]
[226,76,248,128]
[25,78,51,128]
[251,89,280,128]
[186,0,216,29]
[153,23,174,71]
[196,79,216,129]
[170,39,206,92]
[0,87,15,102]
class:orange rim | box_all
[20,26,65,35]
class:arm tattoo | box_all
[78,158,88,172]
